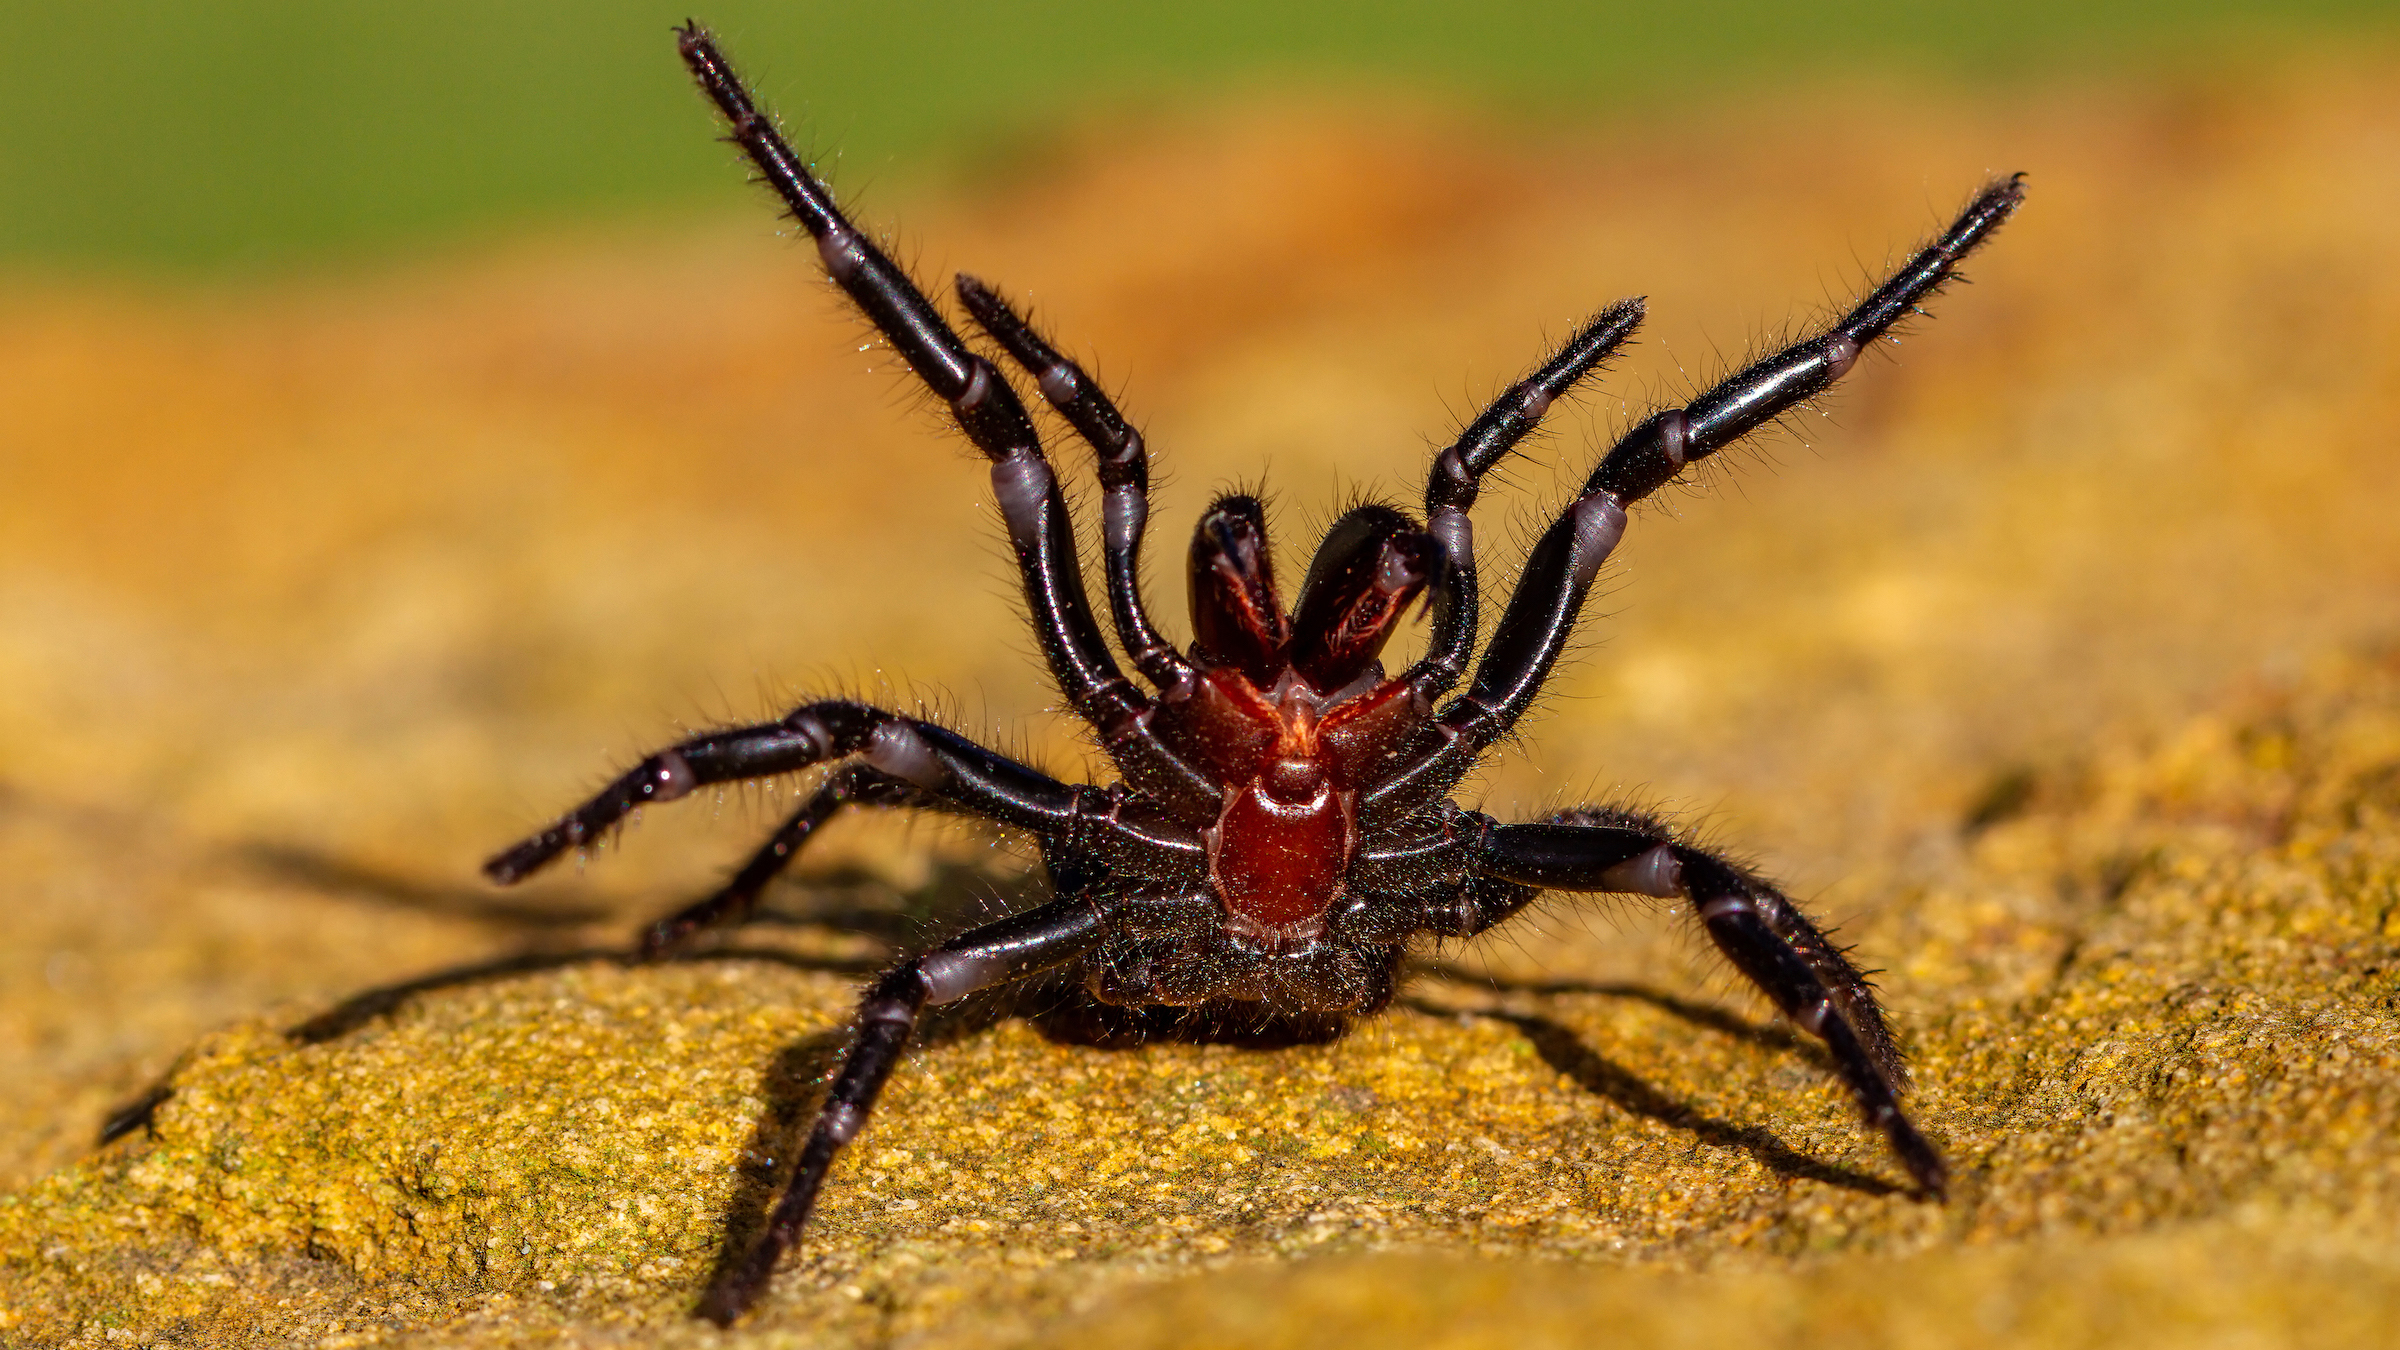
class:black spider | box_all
[485,24,2025,1325]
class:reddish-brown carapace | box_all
[482,23,2025,1326]
[1171,498,1436,943]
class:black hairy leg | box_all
[1364,173,2026,818]
[477,21,2025,1324]
[957,275,1199,698]
[484,696,1203,895]
[1470,806,1941,1194]
[672,26,1223,820]
[1406,298,1646,706]
[696,896,1108,1326]
[636,764,932,957]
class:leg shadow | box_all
[230,841,614,931]
[97,1082,177,1145]
[1411,960,1832,1070]
[286,943,896,1046]
[101,904,924,1151]
[286,948,623,1044]
[1024,987,1353,1050]
[692,977,1035,1302]
[88,945,896,1149]
[1403,995,1901,1198]
[694,1026,849,1295]
[102,949,630,1143]
[279,844,1037,1047]
[735,858,1042,948]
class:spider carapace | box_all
[484,24,2025,1325]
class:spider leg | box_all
[1408,299,1644,703]
[675,27,1216,817]
[1365,176,2026,815]
[698,894,1109,1325]
[482,699,1204,887]
[1466,808,1943,1196]
[956,276,1197,698]
[637,764,933,958]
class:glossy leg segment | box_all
[956,276,1196,698]
[482,699,1206,886]
[1684,853,1944,1195]
[696,896,1108,1324]
[675,27,1215,814]
[1361,481,1630,816]
[1369,178,2025,815]
[637,765,930,957]
[1409,299,1643,702]
[1468,808,1942,1195]
[1591,175,2026,505]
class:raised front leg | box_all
[1589,175,2026,506]
[1470,806,1943,1196]
[674,26,1216,817]
[699,896,1109,1324]
[1368,176,2026,815]
[1408,299,1643,704]
[956,275,1198,699]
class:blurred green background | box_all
[2,0,2392,275]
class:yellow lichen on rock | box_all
[0,961,846,1338]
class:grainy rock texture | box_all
[4,58,2398,1349]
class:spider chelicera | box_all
[484,24,2024,1325]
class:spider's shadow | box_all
[693,969,1358,1296]
[707,954,1902,1286]
[95,940,892,1145]
[97,843,926,1143]
[1400,981,1903,1198]
[105,846,1898,1280]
